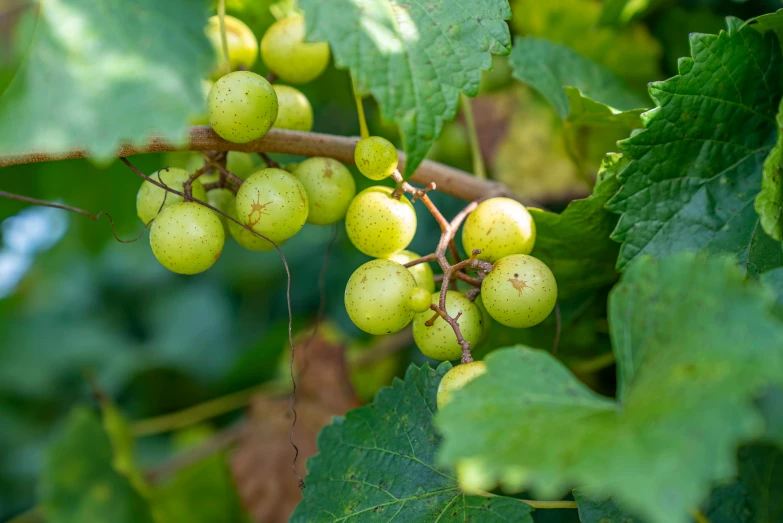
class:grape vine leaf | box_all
[299,0,512,177]
[38,408,156,523]
[756,97,783,241]
[509,37,647,126]
[437,254,783,523]
[529,153,625,298]
[702,483,755,523]
[290,363,536,522]
[747,9,783,51]
[573,489,642,522]
[607,19,783,272]
[0,0,212,158]
[736,444,783,522]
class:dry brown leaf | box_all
[230,333,359,523]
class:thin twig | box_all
[258,152,280,168]
[552,302,562,356]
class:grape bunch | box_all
[342,140,557,406]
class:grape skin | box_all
[136,168,207,225]
[345,186,416,257]
[344,259,416,335]
[412,291,484,361]
[235,168,309,243]
[481,254,557,328]
[354,136,398,180]
[437,361,488,409]
[206,187,235,235]
[462,197,536,262]
[208,71,278,144]
[205,15,258,75]
[387,250,435,293]
[261,15,330,84]
[227,196,276,251]
[292,157,356,225]
[150,202,224,275]
[272,85,313,132]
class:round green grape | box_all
[235,167,308,243]
[412,291,483,361]
[208,71,278,144]
[227,196,276,251]
[462,197,536,262]
[345,186,416,257]
[344,259,416,335]
[387,250,435,293]
[260,15,330,84]
[205,15,258,76]
[354,136,398,180]
[407,287,432,313]
[136,168,207,225]
[292,157,356,225]
[150,202,224,275]
[206,187,235,235]
[481,254,557,328]
[272,84,313,131]
[437,361,487,409]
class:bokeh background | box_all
[1,0,780,520]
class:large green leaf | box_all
[299,0,511,177]
[38,408,156,523]
[437,254,783,523]
[0,0,212,158]
[509,37,647,123]
[736,444,783,522]
[573,489,642,522]
[529,153,625,298]
[290,363,538,522]
[607,20,783,272]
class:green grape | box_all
[412,291,484,361]
[292,157,356,225]
[206,187,235,235]
[407,287,432,313]
[437,361,487,409]
[354,136,398,180]
[481,254,557,328]
[227,151,259,178]
[136,168,207,225]
[227,196,276,251]
[345,259,416,335]
[261,15,330,84]
[387,250,435,293]
[208,71,278,144]
[235,167,308,242]
[205,15,259,76]
[345,186,416,257]
[272,84,313,131]
[150,202,225,275]
[462,197,536,262]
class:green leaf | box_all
[702,482,754,523]
[299,0,511,177]
[509,37,647,122]
[39,408,156,523]
[756,97,783,241]
[437,254,783,523]
[607,20,783,272]
[529,153,625,298]
[0,0,212,158]
[290,363,536,522]
[564,88,645,128]
[747,9,783,49]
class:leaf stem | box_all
[217,0,231,76]
[352,74,369,140]
[461,93,486,179]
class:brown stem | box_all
[0,128,514,203]
[201,152,244,187]
[258,152,280,168]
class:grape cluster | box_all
[139,10,557,406]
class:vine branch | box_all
[0,127,514,203]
